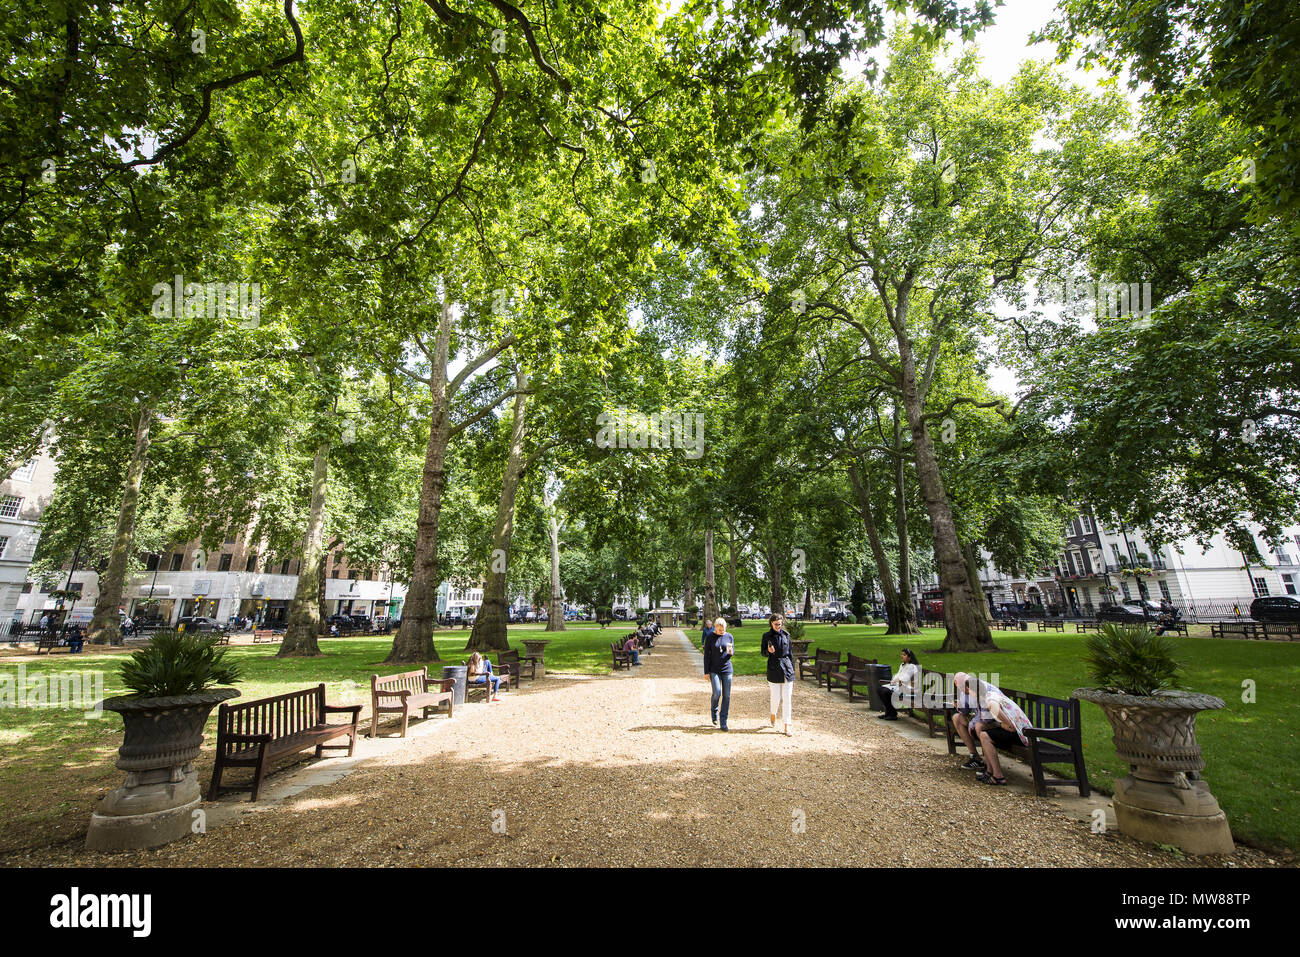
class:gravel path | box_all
[9,630,1276,867]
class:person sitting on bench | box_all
[468,651,504,701]
[972,689,1032,786]
[622,634,642,666]
[951,672,996,772]
[878,648,919,720]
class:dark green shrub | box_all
[118,631,242,698]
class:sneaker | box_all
[719,726,729,732]
[711,714,718,726]
[878,714,898,721]
[960,756,986,770]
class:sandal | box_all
[975,771,1007,785]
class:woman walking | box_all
[762,613,795,736]
[702,617,734,731]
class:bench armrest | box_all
[324,704,363,716]
[373,687,412,700]
[1024,726,1076,745]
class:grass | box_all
[694,621,1300,855]
[0,621,630,857]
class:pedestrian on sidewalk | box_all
[762,612,795,736]
[702,617,734,730]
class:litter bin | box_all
[442,665,468,706]
[864,663,892,711]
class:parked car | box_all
[176,616,224,633]
[326,614,356,633]
[1250,596,1300,623]
[1096,603,1150,623]
[348,614,371,630]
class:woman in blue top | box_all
[702,617,734,731]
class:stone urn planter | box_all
[1073,688,1233,855]
[790,639,812,659]
[86,688,239,852]
[520,638,551,678]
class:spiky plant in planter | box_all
[1083,624,1181,697]
[87,632,243,852]
[1073,623,1233,855]
[119,631,242,697]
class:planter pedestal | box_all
[86,689,239,852]
[1074,688,1233,856]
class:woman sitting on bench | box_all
[468,651,504,701]
[877,648,919,721]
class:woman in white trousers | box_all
[761,612,796,735]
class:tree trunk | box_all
[468,369,529,653]
[802,586,812,620]
[895,327,996,652]
[89,404,152,645]
[702,528,718,623]
[892,406,920,632]
[545,510,565,631]
[278,439,330,657]
[683,560,695,616]
[965,541,993,623]
[848,461,918,635]
[386,355,452,663]
[725,524,740,616]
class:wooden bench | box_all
[897,667,952,737]
[499,648,535,683]
[611,640,637,670]
[800,648,840,682]
[210,684,360,800]
[945,687,1089,797]
[1073,620,1101,633]
[370,667,455,738]
[1036,619,1065,632]
[1156,620,1189,637]
[252,629,278,644]
[1211,621,1259,639]
[825,654,879,701]
[36,634,78,653]
[1262,622,1300,640]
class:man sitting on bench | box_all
[622,633,642,666]
[952,673,1032,787]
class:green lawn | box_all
[695,621,1300,854]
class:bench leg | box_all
[208,759,224,800]
[250,747,269,802]
[400,706,410,738]
[1073,740,1090,798]
[347,725,357,757]
[1028,741,1048,797]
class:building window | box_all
[1284,574,1297,596]
[218,553,233,571]
[246,554,258,572]
[0,496,22,518]
[1080,514,1093,534]
[1252,577,1269,597]
[144,553,160,571]
[170,553,183,571]
[1158,580,1171,601]
[1110,543,1122,564]
[20,583,32,593]
[10,459,36,481]
[1127,540,1140,563]
[331,570,339,579]
[70,582,83,594]
[280,559,291,575]
[0,536,7,558]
